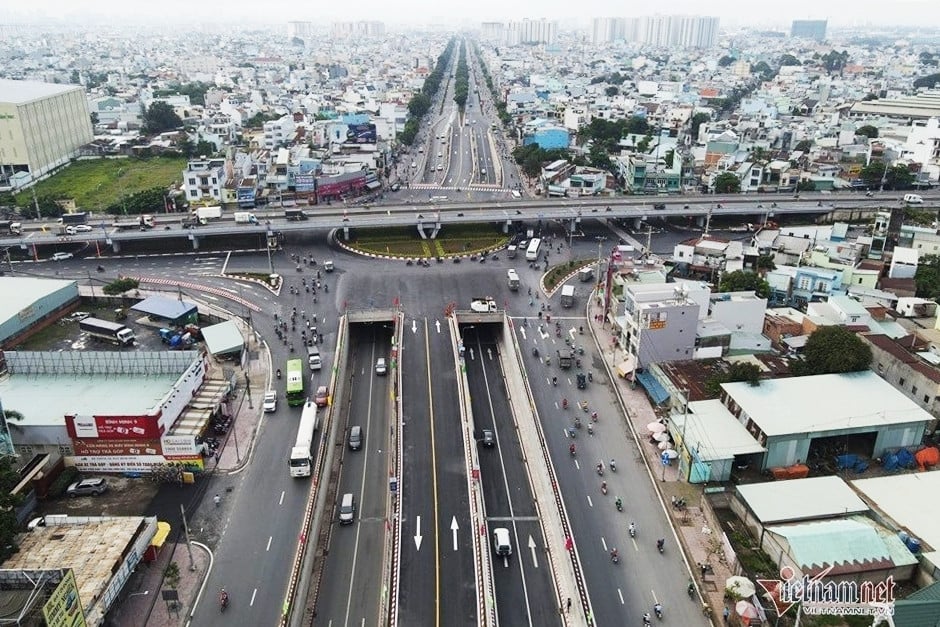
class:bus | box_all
[525,238,542,261]
[289,400,319,477]
[285,359,305,406]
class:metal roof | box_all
[0,276,77,331]
[736,476,868,524]
[672,400,765,462]
[853,472,940,554]
[0,79,84,105]
[130,295,197,321]
[721,371,932,437]
[201,320,244,355]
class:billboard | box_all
[72,455,168,473]
[161,434,199,457]
[294,174,316,192]
[42,569,86,627]
[345,123,377,144]
[66,415,162,440]
[72,438,162,457]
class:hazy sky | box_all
[2,0,940,27]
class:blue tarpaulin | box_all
[635,370,670,405]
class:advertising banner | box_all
[42,569,86,627]
[72,439,162,457]
[345,123,377,144]
[72,455,166,473]
[66,415,162,440]
[161,434,198,457]
[294,174,316,192]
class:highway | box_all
[314,323,393,625]
[463,324,560,627]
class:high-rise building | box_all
[481,22,505,42]
[506,18,557,45]
[287,21,314,40]
[331,21,386,38]
[592,15,719,48]
[0,79,93,183]
[791,20,827,41]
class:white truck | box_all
[79,317,136,346]
[506,269,520,291]
[113,214,154,230]
[561,284,576,308]
[192,206,222,225]
[470,297,498,313]
[0,220,22,235]
[289,401,319,477]
[234,211,258,225]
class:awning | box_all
[635,370,670,405]
[151,521,171,548]
[365,180,381,190]
[615,355,637,378]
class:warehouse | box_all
[0,277,80,348]
[0,79,93,182]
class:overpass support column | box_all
[110,240,121,254]
[189,233,200,250]
[695,216,706,228]
[428,223,441,239]
[342,226,350,240]
[416,223,427,239]
[633,217,644,230]
[503,220,512,234]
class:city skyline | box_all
[2,0,940,28]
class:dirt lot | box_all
[36,476,161,518]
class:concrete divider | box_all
[386,312,405,627]
[498,315,594,626]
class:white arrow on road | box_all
[414,516,423,551]
[469,348,475,361]
[519,328,527,340]
[412,319,418,334]
[487,347,493,360]
[435,320,441,333]
[528,535,539,568]
[451,516,459,551]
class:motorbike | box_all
[687,580,695,598]
[610,550,619,564]
[596,463,604,476]
[629,523,636,538]
[610,460,617,472]
[563,398,569,410]
[600,480,607,494]
[657,539,665,554]
[276,369,282,380]
[587,422,594,436]
[591,411,598,422]
[616,498,623,512]
[574,417,581,429]
[533,347,539,358]
[654,604,663,620]
[219,590,229,612]
[96,265,105,273]
[552,377,557,386]
[569,444,576,457]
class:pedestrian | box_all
[566,597,571,613]
[723,606,730,624]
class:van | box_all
[511,190,522,199]
[348,426,362,451]
[507,245,517,259]
[493,527,512,556]
[903,194,924,204]
[308,347,322,371]
[339,493,355,524]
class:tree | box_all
[143,102,182,134]
[664,149,675,169]
[588,142,612,172]
[605,86,619,97]
[718,270,771,298]
[690,112,710,141]
[856,125,879,139]
[636,134,652,153]
[913,73,940,89]
[822,50,849,74]
[791,326,872,376]
[914,254,940,300]
[704,361,763,397]
[779,54,802,66]
[714,172,741,194]
[0,456,25,563]
[797,180,816,192]
[718,55,736,67]
[756,254,776,272]
[194,140,216,157]
[176,136,195,158]
[857,163,916,190]
[793,139,813,152]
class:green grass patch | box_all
[545,258,595,291]
[347,225,510,258]
[13,157,186,214]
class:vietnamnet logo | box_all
[757,566,896,617]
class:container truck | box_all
[79,317,136,346]
[191,206,222,225]
[506,269,520,291]
[561,285,576,308]
[289,401,319,477]
[112,214,154,230]
[233,211,258,225]
[58,212,88,225]
[285,208,308,221]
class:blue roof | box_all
[635,370,670,405]
[130,296,197,321]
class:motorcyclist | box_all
[569,443,576,456]
[610,547,619,561]
[643,612,652,625]
[596,462,604,475]
[214,494,221,506]
[552,376,557,386]
[615,496,623,510]
[276,369,281,379]
[629,521,636,536]
[601,480,607,494]
[657,538,665,552]
[654,603,663,618]
[610,459,617,471]
[220,588,229,608]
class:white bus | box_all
[525,238,542,261]
[289,401,319,478]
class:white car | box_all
[263,391,277,413]
[73,224,93,233]
[51,252,73,261]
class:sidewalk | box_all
[585,296,730,622]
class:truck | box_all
[506,244,517,259]
[58,212,88,225]
[289,400,319,477]
[234,211,258,225]
[285,208,308,221]
[159,328,195,349]
[578,267,594,283]
[79,317,136,346]
[0,220,22,235]
[113,214,154,230]
[557,349,573,369]
[470,297,498,313]
[191,206,222,225]
[506,269,520,291]
[561,284,576,308]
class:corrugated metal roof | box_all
[737,476,868,524]
[201,320,244,355]
[130,296,197,320]
[672,400,765,461]
[0,79,84,105]
[853,473,940,553]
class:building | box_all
[849,91,940,121]
[286,21,314,40]
[506,19,557,45]
[263,115,297,150]
[480,22,505,42]
[790,19,827,41]
[0,277,79,348]
[617,282,707,371]
[611,15,719,48]
[331,21,385,38]
[0,79,93,185]
[182,157,227,203]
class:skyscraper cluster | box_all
[591,15,720,48]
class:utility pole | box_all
[180,504,195,571]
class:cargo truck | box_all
[58,212,88,225]
[0,220,22,235]
[506,269,520,291]
[112,214,154,230]
[191,206,222,225]
[285,208,308,221]
[289,401,319,477]
[470,297,498,313]
[578,267,594,282]
[79,317,136,346]
[561,284,576,308]
[234,211,258,225]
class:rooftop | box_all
[736,476,868,524]
[672,400,765,462]
[0,277,77,331]
[853,472,940,554]
[0,79,85,105]
[721,371,933,437]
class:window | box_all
[924,395,930,404]
[899,377,906,387]
[798,277,811,290]
[188,178,196,185]
[912,385,918,396]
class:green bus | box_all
[285,358,305,406]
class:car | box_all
[314,385,329,407]
[67,311,91,322]
[437,164,443,171]
[653,203,666,210]
[493,527,512,556]
[390,183,401,192]
[481,429,496,447]
[375,357,387,376]
[66,477,108,497]
[263,390,277,413]
[73,224,93,233]
[51,252,73,261]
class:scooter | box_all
[601,481,607,495]
[657,539,665,554]
[616,498,623,512]
[610,550,619,564]
[219,590,229,612]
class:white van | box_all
[493,527,512,556]
[903,194,924,204]
[308,346,322,371]
[339,493,355,524]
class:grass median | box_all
[346,224,510,258]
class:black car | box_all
[481,429,496,447]
[653,203,666,210]
[577,373,587,389]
